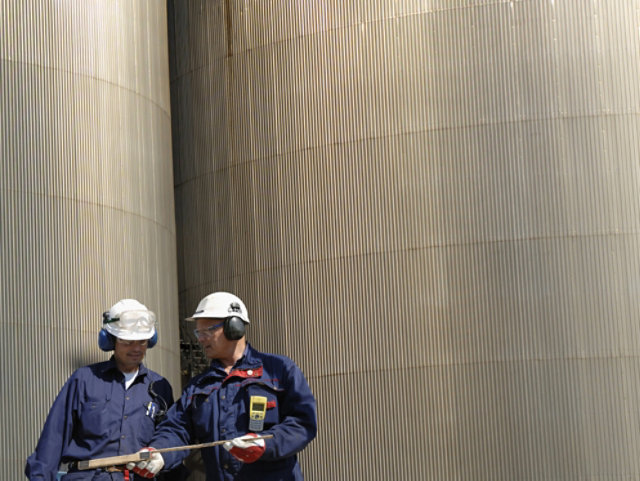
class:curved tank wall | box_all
[0,1,180,479]
[170,1,640,480]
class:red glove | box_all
[125,447,164,478]
[223,433,266,463]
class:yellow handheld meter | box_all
[248,395,267,432]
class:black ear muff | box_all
[223,316,246,341]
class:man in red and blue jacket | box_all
[128,292,317,481]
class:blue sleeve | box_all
[150,387,196,470]
[261,362,317,461]
[25,375,78,481]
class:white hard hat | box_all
[103,299,157,341]
[186,292,249,323]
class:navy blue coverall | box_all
[150,344,317,481]
[25,358,174,481]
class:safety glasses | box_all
[193,322,224,339]
[106,310,156,329]
[104,309,157,339]
[116,339,149,347]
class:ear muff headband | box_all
[223,316,247,341]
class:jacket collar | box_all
[200,343,263,382]
[101,356,149,378]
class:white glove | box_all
[126,447,164,478]
[223,433,266,463]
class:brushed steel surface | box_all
[1,1,180,480]
[169,1,640,480]
[3,0,639,480]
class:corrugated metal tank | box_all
[0,1,181,479]
[170,1,640,480]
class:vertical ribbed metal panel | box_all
[1,1,180,480]
[170,1,640,480]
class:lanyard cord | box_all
[147,380,168,423]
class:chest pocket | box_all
[189,393,216,440]
[245,383,282,430]
[77,397,107,438]
[134,404,158,445]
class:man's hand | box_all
[125,447,164,478]
[223,433,266,463]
